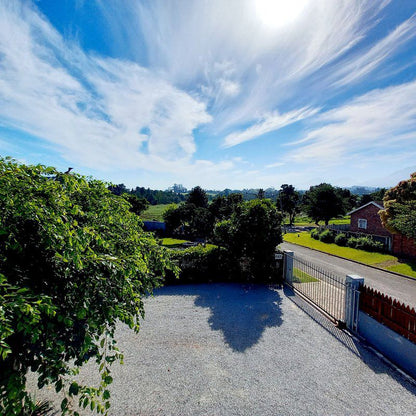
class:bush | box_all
[346,236,384,252]
[165,245,228,284]
[334,233,348,246]
[318,229,335,243]
[310,229,320,240]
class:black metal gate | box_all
[285,253,346,323]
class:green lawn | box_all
[140,204,171,221]
[283,231,416,279]
[286,215,350,227]
[160,238,189,248]
[293,267,319,283]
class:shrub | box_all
[310,229,320,240]
[346,236,384,252]
[347,237,359,248]
[354,236,384,252]
[165,245,228,284]
[318,229,335,243]
[334,233,348,246]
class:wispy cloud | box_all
[330,13,416,87]
[0,1,213,173]
[223,107,319,148]
[287,80,416,165]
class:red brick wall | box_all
[393,234,416,258]
[350,204,391,237]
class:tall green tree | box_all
[186,186,208,208]
[213,199,282,281]
[276,184,300,226]
[302,183,346,225]
[209,193,243,221]
[379,173,416,239]
[0,158,176,415]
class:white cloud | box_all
[223,107,319,148]
[287,81,416,164]
[330,13,416,87]
[0,1,213,173]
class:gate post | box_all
[283,250,294,283]
[345,274,364,332]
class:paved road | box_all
[27,284,416,415]
[281,242,416,308]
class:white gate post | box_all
[345,275,364,332]
[283,250,294,283]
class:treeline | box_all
[108,183,186,205]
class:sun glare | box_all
[255,0,309,29]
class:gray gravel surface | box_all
[281,241,416,308]
[27,283,416,415]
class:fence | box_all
[360,285,416,344]
[284,251,346,324]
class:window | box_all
[358,219,367,229]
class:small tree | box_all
[302,183,346,225]
[276,184,300,226]
[379,173,416,239]
[122,193,149,216]
[0,158,176,415]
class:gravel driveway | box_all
[28,283,416,415]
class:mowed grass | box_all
[140,204,171,221]
[283,232,416,279]
[288,215,350,226]
[293,267,319,283]
[160,238,189,248]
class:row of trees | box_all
[109,184,186,205]
[163,183,356,237]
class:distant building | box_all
[168,184,187,193]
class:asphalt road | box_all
[27,284,416,415]
[281,242,416,308]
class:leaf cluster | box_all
[0,157,176,415]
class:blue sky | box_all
[1,0,416,190]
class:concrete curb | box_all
[281,240,416,282]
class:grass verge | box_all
[293,267,319,283]
[283,232,416,279]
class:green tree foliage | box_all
[302,183,347,225]
[276,184,300,226]
[186,186,209,208]
[256,188,265,199]
[209,194,243,221]
[108,184,185,205]
[359,188,386,206]
[379,173,416,239]
[163,203,213,239]
[213,199,282,281]
[122,194,149,216]
[0,158,176,415]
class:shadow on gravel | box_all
[156,283,283,352]
[283,286,416,395]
